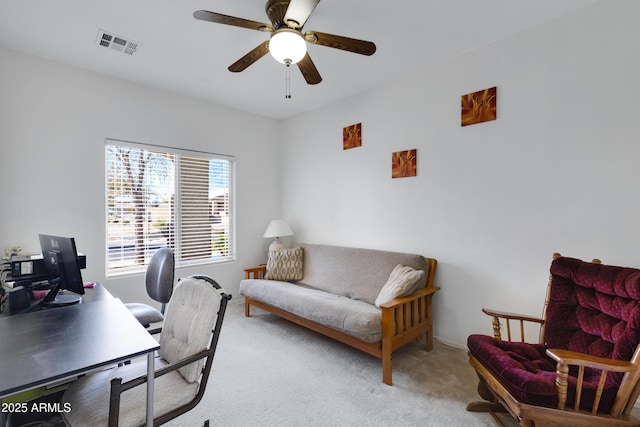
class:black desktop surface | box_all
[0,289,159,398]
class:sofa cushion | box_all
[375,264,426,307]
[240,279,382,343]
[467,334,620,412]
[544,256,640,362]
[298,244,430,305]
[264,247,304,281]
[468,334,558,407]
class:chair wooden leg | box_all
[476,378,496,401]
[467,377,509,414]
[425,295,434,351]
[425,330,433,352]
[467,400,510,427]
[382,350,392,386]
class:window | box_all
[105,140,234,276]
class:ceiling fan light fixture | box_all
[269,28,307,65]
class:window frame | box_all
[105,139,235,277]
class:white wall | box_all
[280,0,640,347]
[0,46,281,304]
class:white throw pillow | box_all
[375,264,425,307]
[264,247,304,281]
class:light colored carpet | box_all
[164,297,517,427]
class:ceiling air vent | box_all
[96,30,140,56]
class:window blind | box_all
[105,140,234,276]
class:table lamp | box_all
[263,219,294,252]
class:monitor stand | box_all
[40,284,81,307]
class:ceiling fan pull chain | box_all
[285,61,292,99]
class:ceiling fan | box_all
[193,0,376,85]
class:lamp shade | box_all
[263,219,294,238]
[269,28,307,65]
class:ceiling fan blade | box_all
[284,0,320,29]
[297,53,322,85]
[228,41,270,72]
[305,31,376,56]
[193,10,272,32]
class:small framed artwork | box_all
[392,149,417,178]
[461,86,497,126]
[343,123,362,150]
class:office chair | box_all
[62,275,232,426]
[125,247,174,333]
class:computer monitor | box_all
[39,234,85,307]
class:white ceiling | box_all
[0,0,599,120]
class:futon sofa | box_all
[239,243,439,385]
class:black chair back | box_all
[145,247,175,311]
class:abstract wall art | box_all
[461,86,497,126]
[392,149,417,178]
[343,123,362,150]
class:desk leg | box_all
[146,352,154,427]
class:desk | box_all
[0,289,159,426]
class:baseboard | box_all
[435,335,467,350]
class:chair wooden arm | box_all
[481,308,545,323]
[546,348,639,415]
[244,265,266,279]
[379,286,441,348]
[378,285,440,309]
[547,349,637,371]
[481,307,545,343]
[378,285,440,385]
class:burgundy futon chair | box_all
[467,253,640,426]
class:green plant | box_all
[3,246,22,260]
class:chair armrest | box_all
[546,348,637,371]
[378,285,440,309]
[112,349,211,394]
[481,308,544,323]
[108,348,212,425]
[481,307,544,343]
[244,265,266,279]
[147,326,162,335]
[546,348,638,413]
